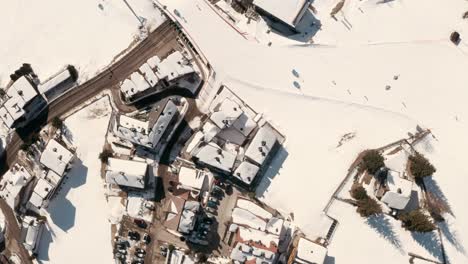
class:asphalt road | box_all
[1,19,176,175]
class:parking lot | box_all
[113,215,152,264]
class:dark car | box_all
[136,248,146,254]
[203,217,214,225]
[207,200,217,208]
[128,231,140,241]
[143,233,151,245]
[134,219,148,229]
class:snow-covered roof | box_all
[167,249,196,264]
[0,166,33,208]
[295,238,327,264]
[146,55,161,69]
[178,167,205,191]
[236,199,272,219]
[157,51,195,82]
[232,207,267,231]
[230,242,276,264]
[245,123,278,166]
[0,76,39,128]
[45,169,62,186]
[139,63,159,86]
[148,100,178,147]
[178,201,200,234]
[253,0,311,27]
[193,142,237,173]
[266,217,284,236]
[232,112,257,137]
[120,79,137,97]
[40,139,74,176]
[115,114,152,147]
[105,158,147,189]
[210,98,243,129]
[202,121,221,142]
[28,178,54,209]
[237,225,279,251]
[381,170,413,210]
[22,216,43,253]
[38,68,72,95]
[233,162,260,185]
[126,193,145,218]
[130,72,150,94]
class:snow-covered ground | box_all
[156,0,468,262]
[37,98,114,264]
[0,0,165,86]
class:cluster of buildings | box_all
[186,86,285,189]
[0,66,77,130]
[120,50,201,103]
[0,137,75,256]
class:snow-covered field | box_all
[157,0,468,262]
[0,0,165,86]
[37,98,114,264]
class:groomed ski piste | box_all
[2,0,468,263]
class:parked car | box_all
[200,223,211,230]
[128,231,140,241]
[134,219,148,229]
[136,248,146,254]
[143,233,151,245]
[135,252,145,258]
[207,200,217,208]
[208,196,219,204]
[132,258,144,264]
[160,245,168,252]
[160,251,167,257]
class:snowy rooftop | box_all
[295,238,327,264]
[105,158,147,189]
[237,225,279,251]
[178,167,206,191]
[167,249,196,264]
[157,51,195,82]
[230,242,276,264]
[28,178,54,209]
[0,76,39,127]
[232,207,267,231]
[178,200,200,234]
[38,68,72,95]
[148,99,178,147]
[139,63,159,87]
[115,114,152,147]
[253,0,310,27]
[245,123,279,166]
[210,98,243,129]
[21,216,43,253]
[40,139,74,176]
[236,199,272,220]
[192,142,237,173]
[0,166,33,208]
[233,161,260,185]
[381,170,413,210]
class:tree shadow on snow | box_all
[46,160,88,231]
[255,147,288,198]
[424,177,453,216]
[439,221,466,255]
[366,214,404,252]
[411,231,444,262]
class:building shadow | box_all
[411,231,443,262]
[324,255,335,264]
[37,223,54,262]
[263,10,321,43]
[366,214,403,252]
[46,159,88,232]
[255,146,289,198]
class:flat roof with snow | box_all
[245,123,278,166]
[40,139,74,176]
[178,201,200,234]
[178,167,206,191]
[193,142,237,173]
[295,238,327,264]
[157,51,195,82]
[210,98,243,129]
[105,158,147,189]
[253,0,310,27]
[148,100,178,147]
[233,161,260,185]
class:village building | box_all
[38,65,78,101]
[120,51,199,102]
[191,142,238,174]
[113,99,179,150]
[40,139,75,176]
[105,158,148,189]
[377,170,414,211]
[288,237,328,264]
[166,249,196,264]
[21,215,44,256]
[0,165,33,211]
[0,76,47,129]
[178,200,201,234]
[177,166,212,198]
[252,0,311,33]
